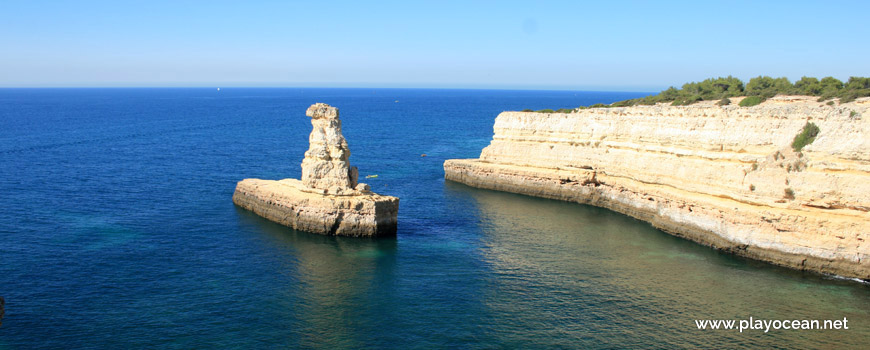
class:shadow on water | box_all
[443,181,870,348]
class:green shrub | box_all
[681,76,744,100]
[739,96,765,107]
[791,122,820,151]
[845,76,870,90]
[839,92,857,103]
[610,99,637,107]
[588,103,608,108]
[820,76,844,91]
[717,98,731,106]
[637,96,658,105]
[671,95,702,106]
[555,108,573,113]
[794,76,822,95]
[838,88,870,103]
[521,109,533,112]
[746,76,792,98]
[535,109,555,113]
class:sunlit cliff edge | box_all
[445,96,870,280]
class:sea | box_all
[0,88,868,349]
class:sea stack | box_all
[233,103,399,237]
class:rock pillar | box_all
[301,103,359,193]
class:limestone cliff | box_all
[445,96,870,280]
[234,103,398,237]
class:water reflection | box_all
[448,182,870,348]
[236,207,397,348]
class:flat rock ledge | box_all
[445,99,870,280]
[234,103,399,237]
[233,178,398,237]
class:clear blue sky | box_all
[2,0,868,91]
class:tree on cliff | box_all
[578,75,870,109]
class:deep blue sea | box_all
[1,88,868,349]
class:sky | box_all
[1,0,869,91]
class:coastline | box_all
[445,96,870,280]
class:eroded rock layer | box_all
[445,96,870,279]
[234,103,398,237]
[233,179,398,237]
[301,103,359,194]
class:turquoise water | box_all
[0,88,868,348]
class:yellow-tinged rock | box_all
[445,96,870,279]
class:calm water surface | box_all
[0,88,868,348]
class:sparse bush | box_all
[784,188,795,200]
[671,95,703,106]
[792,160,805,172]
[521,109,533,112]
[610,99,636,107]
[589,103,608,108]
[791,122,820,151]
[536,109,555,113]
[717,98,731,106]
[750,184,756,191]
[739,96,765,107]
[555,108,573,113]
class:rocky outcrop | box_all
[445,96,870,280]
[234,103,398,237]
[300,103,361,194]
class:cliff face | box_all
[445,96,870,279]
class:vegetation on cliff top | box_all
[527,76,870,111]
[614,76,870,107]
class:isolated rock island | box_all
[445,96,870,280]
[233,103,399,237]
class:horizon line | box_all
[0,85,658,93]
